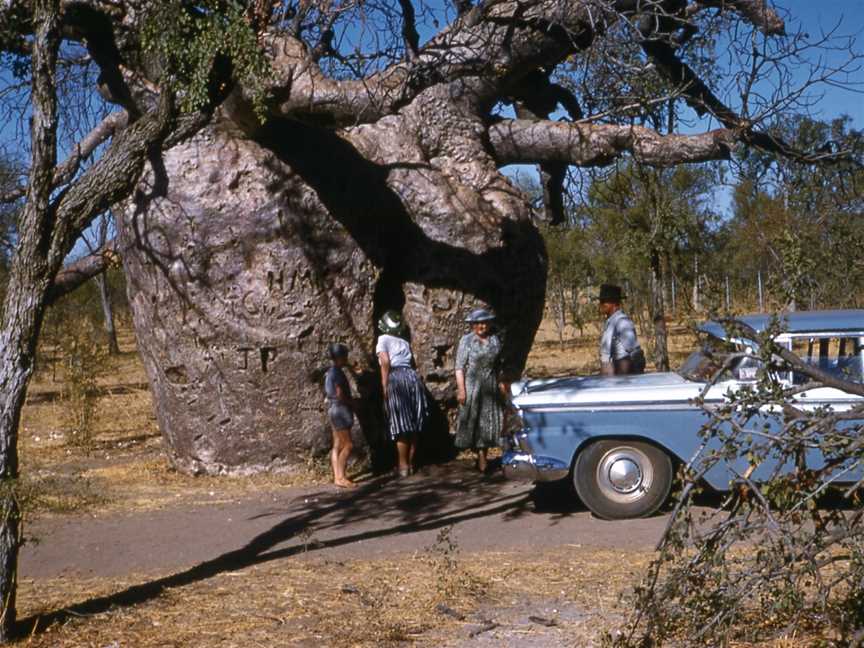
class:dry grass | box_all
[526,317,698,377]
[19,544,651,647]
[20,329,338,519]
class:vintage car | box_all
[502,309,864,520]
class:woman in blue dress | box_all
[454,308,507,472]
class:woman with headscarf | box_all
[454,308,507,472]
[376,310,428,477]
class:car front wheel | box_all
[573,440,673,520]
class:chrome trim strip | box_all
[525,400,723,413]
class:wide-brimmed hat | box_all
[597,284,624,303]
[377,310,405,335]
[465,308,496,323]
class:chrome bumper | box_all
[501,450,569,482]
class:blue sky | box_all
[778,0,864,125]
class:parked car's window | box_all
[730,354,763,381]
[789,335,864,384]
[678,335,740,382]
[678,334,766,383]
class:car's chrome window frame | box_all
[773,332,864,385]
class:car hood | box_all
[512,372,711,408]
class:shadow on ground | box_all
[19,461,538,637]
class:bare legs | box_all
[396,432,417,476]
[476,447,488,472]
[331,427,355,487]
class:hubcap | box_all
[607,458,642,493]
[596,446,654,504]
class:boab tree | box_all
[104,0,857,476]
[0,0,857,635]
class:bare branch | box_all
[46,240,117,304]
[397,0,421,61]
[0,110,129,204]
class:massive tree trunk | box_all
[117,98,547,473]
[106,0,792,475]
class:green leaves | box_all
[141,1,272,120]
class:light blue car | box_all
[502,310,864,519]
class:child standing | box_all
[325,343,356,488]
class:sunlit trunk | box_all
[649,251,670,372]
[96,273,120,355]
[0,270,51,640]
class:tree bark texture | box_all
[118,102,547,473]
[0,0,60,637]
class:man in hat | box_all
[598,284,645,376]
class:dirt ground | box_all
[14,317,740,647]
[21,461,663,646]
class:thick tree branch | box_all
[397,0,421,61]
[0,111,129,204]
[259,0,609,126]
[46,240,117,304]
[4,0,60,316]
[488,119,735,167]
[691,0,785,36]
[47,92,181,266]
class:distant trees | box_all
[721,116,864,310]
[540,115,864,367]
[579,163,719,367]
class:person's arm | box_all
[455,336,469,405]
[378,351,391,399]
[498,380,510,398]
[334,381,353,409]
[494,338,509,398]
[599,322,615,376]
[456,369,467,405]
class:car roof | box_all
[699,309,864,339]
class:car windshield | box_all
[678,335,749,382]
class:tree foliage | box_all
[141,1,272,118]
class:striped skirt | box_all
[385,366,428,440]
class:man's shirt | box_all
[600,309,641,364]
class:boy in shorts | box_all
[325,343,356,488]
